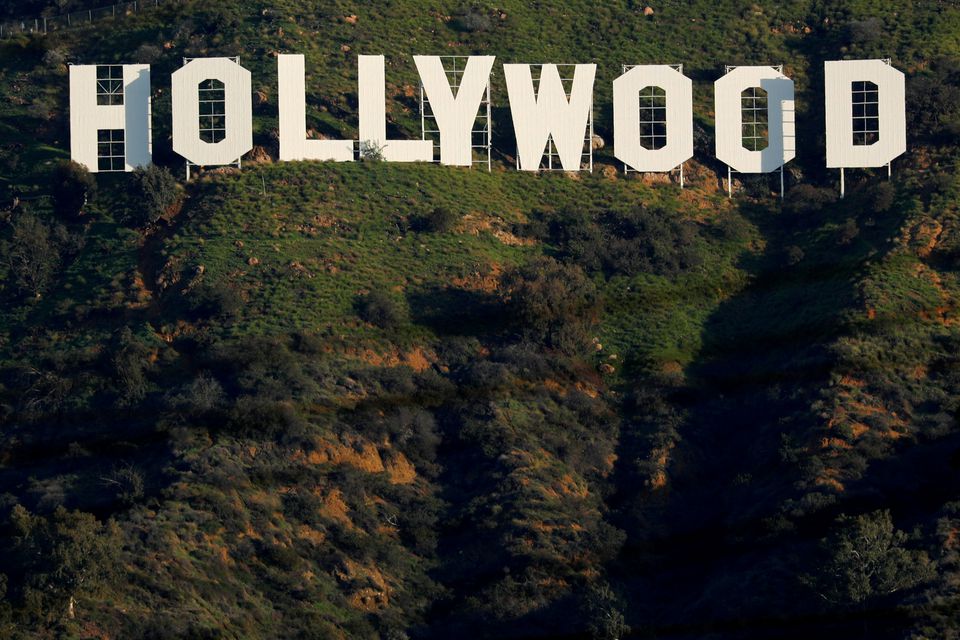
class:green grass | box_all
[152,161,751,373]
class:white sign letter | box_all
[613,65,693,173]
[69,64,151,172]
[413,55,495,166]
[358,55,432,162]
[278,54,354,162]
[172,57,253,166]
[715,66,795,173]
[824,60,906,168]
[504,63,596,171]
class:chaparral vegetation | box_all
[2,1,960,639]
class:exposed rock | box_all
[640,171,672,185]
[344,14,358,24]
[253,90,268,106]
[644,6,655,16]
[247,145,272,164]
[591,134,605,150]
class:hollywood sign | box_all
[69,55,906,191]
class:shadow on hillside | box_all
[607,186,913,636]
[407,285,504,336]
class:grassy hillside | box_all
[2,2,960,639]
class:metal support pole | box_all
[840,167,845,199]
[419,84,425,143]
[486,80,492,172]
[588,103,594,173]
[887,161,892,179]
[727,166,732,198]
[680,163,684,189]
[780,165,784,200]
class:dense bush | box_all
[783,184,837,219]
[189,281,241,320]
[355,289,405,329]
[452,5,497,32]
[533,206,704,278]
[128,164,181,227]
[0,212,69,297]
[416,206,460,233]
[500,256,599,353]
[908,56,960,144]
[50,160,95,220]
[803,510,934,607]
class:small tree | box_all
[128,164,180,227]
[51,160,95,220]
[582,582,630,640]
[111,326,153,406]
[1,213,65,297]
[10,505,120,623]
[804,510,935,608]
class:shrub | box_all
[870,182,895,213]
[359,140,386,162]
[105,464,145,506]
[134,43,162,64]
[418,206,459,233]
[784,184,837,218]
[41,47,68,67]
[355,289,405,329]
[452,6,496,32]
[847,17,885,47]
[111,326,153,405]
[581,582,630,640]
[179,373,224,414]
[0,213,66,297]
[128,164,180,227]
[227,396,307,438]
[189,281,241,320]
[51,160,95,220]
[837,218,860,245]
[500,256,599,353]
[908,57,960,144]
[538,206,703,278]
[803,510,935,607]
[9,505,120,622]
